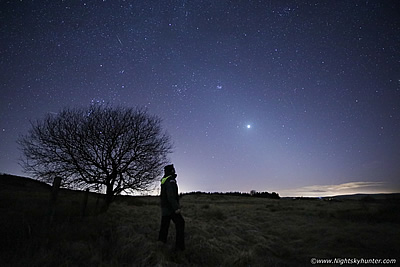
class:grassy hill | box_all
[0,174,399,266]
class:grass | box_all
[1,175,399,266]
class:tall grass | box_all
[1,177,399,266]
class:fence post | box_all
[48,176,61,225]
[95,194,100,212]
[81,188,89,217]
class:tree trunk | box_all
[103,173,117,211]
[104,184,114,210]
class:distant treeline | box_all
[183,191,280,199]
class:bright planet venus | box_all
[0,0,399,197]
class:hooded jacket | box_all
[160,174,180,216]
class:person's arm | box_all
[166,180,180,212]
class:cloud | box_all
[300,182,385,192]
[280,181,393,197]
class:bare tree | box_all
[18,105,173,206]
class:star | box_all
[0,0,398,199]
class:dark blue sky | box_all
[1,0,399,196]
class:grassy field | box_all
[0,175,399,266]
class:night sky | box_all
[1,0,399,197]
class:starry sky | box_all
[1,0,399,197]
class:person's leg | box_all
[171,213,185,250]
[158,215,171,243]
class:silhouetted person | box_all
[158,164,185,251]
